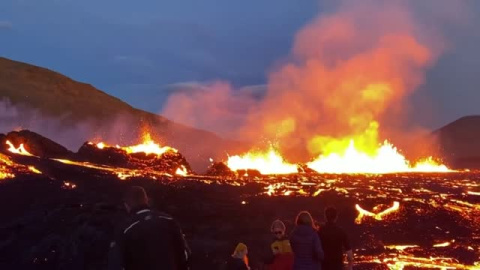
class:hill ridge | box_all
[0,57,241,171]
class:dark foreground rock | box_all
[1,130,73,158]
[76,142,193,175]
[0,169,479,269]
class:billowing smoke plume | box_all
[243,0,439,157]
[162,0,469,161]
[162,82,262,139]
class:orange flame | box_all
[227,146,298,175]
[6,141,34,156]
[226,139,449,175]
[307,140,450,174]
[92,132,178,157]
[227,121,449,174]
[123,133,177,156]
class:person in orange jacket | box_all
[265,220,294,270]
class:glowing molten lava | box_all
[175,165,188,176]
[28,166,42,174]
[96,142,106,149]
[227,146,298,175]
[122,133,177,156]
[92,133,177,157]
[307,140,450,174]
[226,140,449,175]
[0,153,40,179]
[226,121,449,175]
[355,201,400,224]
[6,141,34,156]
[0,153,15,179]
[62,181,77,189]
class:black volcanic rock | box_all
[1,130,73,158]
[433,115,480,169]
[297,164,317,174]
[76,142,129,165]
[206,162,235,177]
[76,142,192,175]
[2,170,479,269]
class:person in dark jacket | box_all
[318,207,353,270]
[226,243,250,270]
[289,211,324,270]
[108,186,190,270]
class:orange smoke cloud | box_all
[241,1,441,158]
[162,1,456,163]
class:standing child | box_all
[226,243,250,270]
[266,220,294,270]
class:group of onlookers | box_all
[227,209,353,270]
[108,186,353,270]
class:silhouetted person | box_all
[108,186,190,270]
[226,243,250,270]
[290,211,324,270]
[265,220,294,270]
[318,207,353,270]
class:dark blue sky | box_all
[1,0,479,129]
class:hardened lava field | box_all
[0,135,479,269]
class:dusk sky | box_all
[1,0,480,130]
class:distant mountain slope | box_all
[0,57,155,120]
[433,115,480,169]
[0,57,241,171]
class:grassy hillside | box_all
[0,57,242,171]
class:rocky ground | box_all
[0,130,479,270]
[0,169,479,270]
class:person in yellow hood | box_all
[266,220,294,270]
[226,243,250,270]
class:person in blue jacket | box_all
[289,211,324,270]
